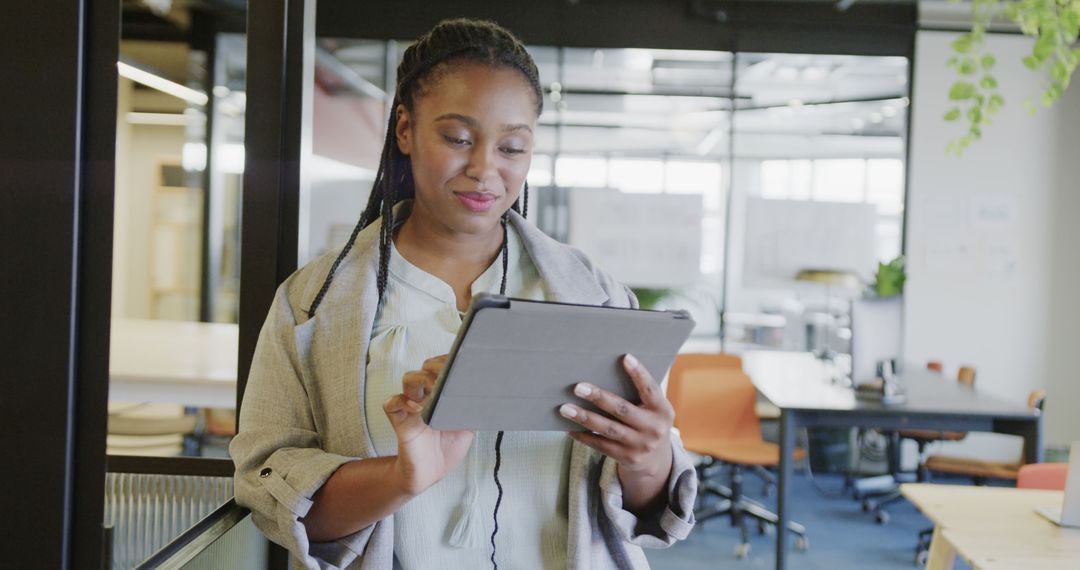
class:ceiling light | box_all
[850,118,866,130]
[869,113,883,124]
[118,61,208,106]
[788,99,804,108]
[882,106,898,118]
[213,85,231,98]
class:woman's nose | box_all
[465,146,497,182]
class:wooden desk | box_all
[902,483,1079,570]
[109,318,238,408]
[742,351,1044,570]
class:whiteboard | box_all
[742,198,877,287]
[568,189,702,288]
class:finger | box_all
[622,354,671,412]
[421,354,449,376]
[402,370,437,402]
[572,382,651,432]
[568,430,627,459]
[558,403,641,446]
[382,394,424,427]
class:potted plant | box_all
[871,255,906,298]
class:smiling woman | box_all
[230,18,698,570]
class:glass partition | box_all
[303,37,911,361]
[726,53,910,358]
[110,1,246,459]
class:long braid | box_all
[306,19,542,317]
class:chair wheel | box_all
[862,499,875,512]
[795,536,809,551]
[734,543,750,559]
[875,510,890,525]
[915,549,929,567]
[757,520,772,535]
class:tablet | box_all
[421,293,695,431]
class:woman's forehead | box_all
[414,63,539,122]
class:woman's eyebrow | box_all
[434,113,533,134]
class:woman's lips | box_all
[455,192,497,213]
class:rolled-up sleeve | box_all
[597,431,698,547]
[229,282,372,568]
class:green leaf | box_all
[1041,91,1056,107]
[959,58,978,75]
[1023,55,1041,70]
[949,81,977,100]
[952,35,974,54]
[980,54,996,70]
[947,56,960,67]
[1025,98,1038,115]
[967,106,983,124]
[980,75,998,89]
[944,108,962,121]
[971,125,983,139]
[990,94,1005,107]
[1052,60,1069,83]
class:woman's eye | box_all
[500,147,526,155]
[443,135,470,146]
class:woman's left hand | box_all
[560,353,674,510]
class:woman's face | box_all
[395,62,538,237]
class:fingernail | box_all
[625,354,639,368]
[406,400,423,413]
[559,404,578,418]
[574,383,593,398]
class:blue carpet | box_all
[645,471,975,569]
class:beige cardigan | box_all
[230,204,698,569]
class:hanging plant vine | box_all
[945,0,1080,154]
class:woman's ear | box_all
[395,104,412,156]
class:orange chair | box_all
[923,390,1046,484]
[669,353,808,559]
[1017,463,1069,490]
[897,363,976,481]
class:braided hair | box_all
[307,18,543,317]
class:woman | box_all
[231,18,697,569]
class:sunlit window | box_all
[812,159,865,203]
[555,156,607,188]
[760,159,811,200]
[666,161,722,210]
[609,158,663,193]
[866,159,905,215]
[528,154,553,187]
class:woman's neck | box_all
[393,207,506,277]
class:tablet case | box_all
[422,293,695,431]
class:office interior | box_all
[5,0,1079,568]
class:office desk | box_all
[902,483,1079,570]
[109,318,238,408]
[741,351,1044,570]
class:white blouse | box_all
[364,223,571,570]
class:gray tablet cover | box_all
[422,293,695,431]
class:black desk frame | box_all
[773,408,1043,569]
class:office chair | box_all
[1017,462,1069,490]
[910,389,1047,565]
[669,354,808,559]
[922,389,1045,483]
[862,364,977,523]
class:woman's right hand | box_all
[382,354,475,496]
